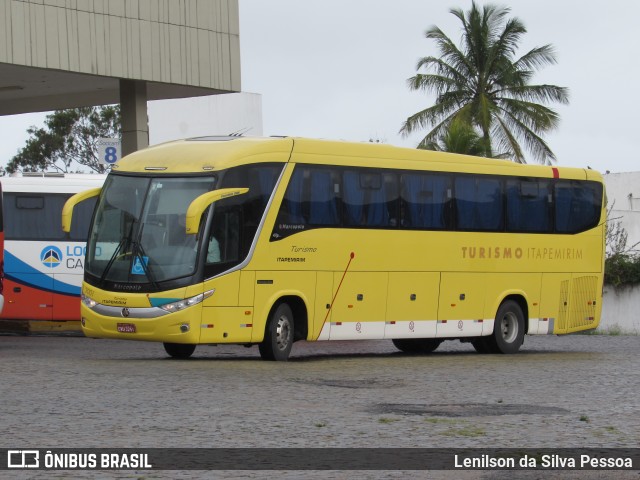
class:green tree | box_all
[6,106,120,174]
[400,2,569,164]
[421,118,487,156]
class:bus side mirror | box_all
[61,187,102,232]
[185,188,249,235]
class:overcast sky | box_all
[1,0,638,173]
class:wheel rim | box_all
[500,312,518,344]
[275,314,291,351]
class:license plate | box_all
[117,323,136,333]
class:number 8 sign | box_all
[97,138,122,165]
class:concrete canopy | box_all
[0,62,228,116]
[0,0,241,153]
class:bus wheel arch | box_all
[258,296,308,361]
[486,295,528,354]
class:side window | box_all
[220,163,283,255]
[401,173,452,229]
[203,164,283,275]
[272,166,340,239]
[506,179,551,233]
[206,206,241,265]
[5,193,67,240]
[555,181,603,233]
[455,176,504,231]
[343,169,398,227]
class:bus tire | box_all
[486,300,525,354]
[163,342,196,359]
[259,303,294,361]
[392,338,442,354]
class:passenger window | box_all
[273,166,340,239]
[207,207,241,264]
[455,176,504,231]
[343,170,397,227]
[555,181,602,233]
[506,179,551,233]
[5,194,67,240]
[401,173,451,229]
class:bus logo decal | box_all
[40,246,63,268]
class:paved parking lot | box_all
[1,333,638,479]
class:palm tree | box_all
[400,2,569,164]
[421,118,487,156]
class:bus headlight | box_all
[81,293,98,309]
[160,289,214,313]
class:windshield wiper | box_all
[99,220,135,286]
[129,220,161,290]
[131,240,160,290]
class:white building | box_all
[604,172,640,253]
[148,92,263,144]
[601,172,640,334]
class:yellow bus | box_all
[63,136,605,360]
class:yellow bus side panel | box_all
[567,274,600,333]
[540,273,572,334]
[251,271,316,343]
[313,271,333,340]
[482,272,542,331]
[437,273,486,337]
[200,307,254,343]
[384,272,440,339]
[329,272,388,340]
[203,271,240,307]
[239,271,256,306]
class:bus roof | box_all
[112,136,602,182]
[2,173,107,193]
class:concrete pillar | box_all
[120,79,149,156]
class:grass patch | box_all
[424,417,460,425]
[440,426,486,438]
[378,417,399,424]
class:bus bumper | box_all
[80,303,202,344]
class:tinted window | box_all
[343,170,398,227]
[5,193,95,241]
[506,179,551,233]
[206,163,283,276]
[275,166,340,232]
[555,181,603,233]
[401,173,452,229]
[455,177,503,231]
[271,165,603,238]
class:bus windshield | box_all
[86,175,215,285]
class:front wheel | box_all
[392,338,442,354]
[163,342,196,359]
[259,303,294,361]
[485,300,525,354]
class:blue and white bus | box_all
[1,173,106,322]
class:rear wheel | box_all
[163,342,196,359]
[392,338,442,354]
[484,300,525,354]
[259,303,294,361]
